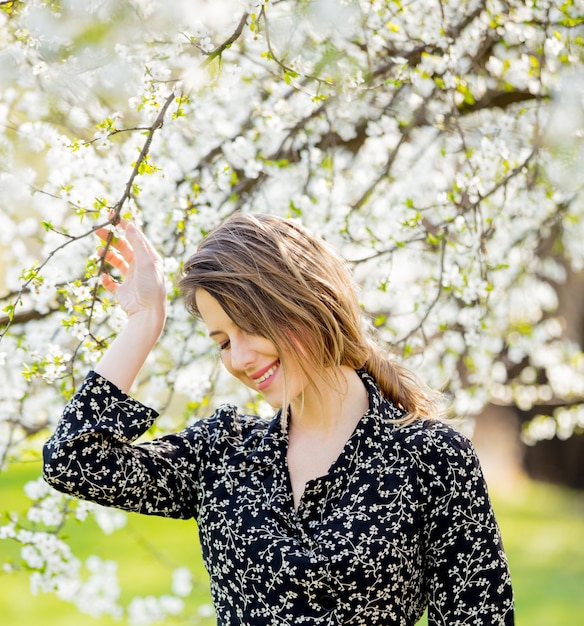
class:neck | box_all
[285,366,370,510]
[289,366,369,435]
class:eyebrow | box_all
[209,330,223,338]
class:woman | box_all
[43,213,514,625]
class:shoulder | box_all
[394,419,474,457]
[392,420,490,509]
[361,369,477,466]
[189,403,276,453]
[389,419,482,485]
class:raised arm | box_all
[94,221,167,392]
[42,222,208,518]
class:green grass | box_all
[1,462,583,625]
[0,461,214,626]
[493,480,584,625]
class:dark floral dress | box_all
[43,370,514,625]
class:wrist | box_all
[127,306,166,336]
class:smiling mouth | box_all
[254,361,280,386]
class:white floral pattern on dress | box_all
[43,370,514,625]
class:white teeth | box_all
[256,363,278,384]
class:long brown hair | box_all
[178,213,440,422]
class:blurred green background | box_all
[1,461,583,625]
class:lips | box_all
[250,360,280,389]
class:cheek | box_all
[282,336,315,381]
[220,354,251,386]
[279,354,309,391]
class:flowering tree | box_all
[0,0,583,622]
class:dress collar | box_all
[245,370,408,521]
[247,370,405,471]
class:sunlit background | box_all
[1,1,583,624]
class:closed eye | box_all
[219,339,231,351]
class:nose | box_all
[228,333,256,372]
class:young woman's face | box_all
[195,289,309,409]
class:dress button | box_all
[317,594,337,611]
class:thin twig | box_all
[0,10,254,344]
[201,12,249,68]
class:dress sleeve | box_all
[416,422,515,625]
[43,371,206,519]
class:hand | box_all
[96,220,166,320]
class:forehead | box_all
[195,289,234,333]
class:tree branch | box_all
[201,12,249,68]
[0,305,61,329]
[458,89,540,114]
[0,94,177,343]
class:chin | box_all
[263,395,284,410]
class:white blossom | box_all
[1,0,583,619]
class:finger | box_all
[101,273,119,294]
[96,212,127,239]
[95,228,136,265]
[98,247,131,276]
[124,222,160,265]
[95,226,119,242]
